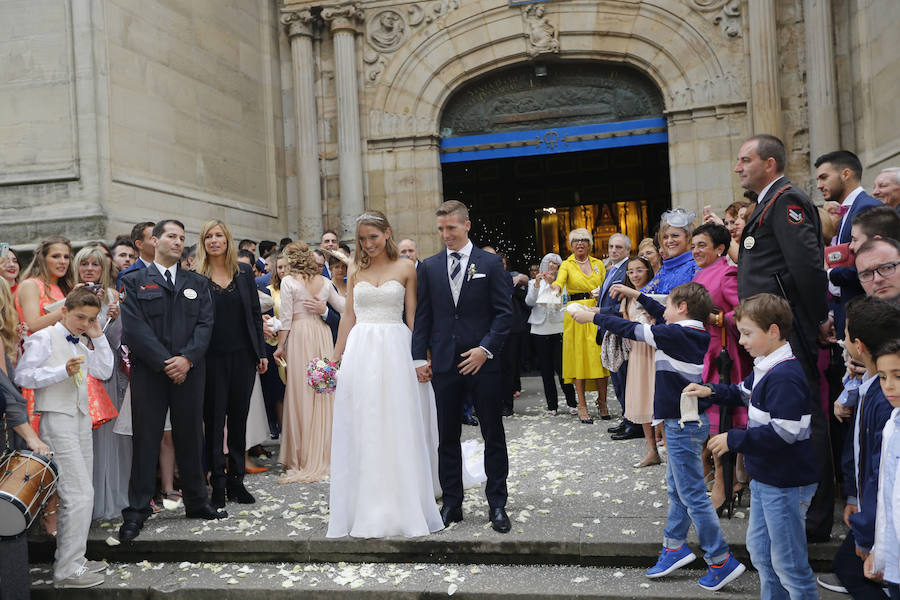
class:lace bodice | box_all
[353,280,405,324]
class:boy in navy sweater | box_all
[574,282,745,591]
[685,293,819,599]
[825,297,900,598]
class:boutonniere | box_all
[466,263,478,282]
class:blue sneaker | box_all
[645,544,697,578]
[698,553,746,591]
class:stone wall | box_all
[1,0,292,248]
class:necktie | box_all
[65,334,80,345]
[837,205,850,217]
[165,269,173,288]
[602,264,618,296]
[450,252,462,283]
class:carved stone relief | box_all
[666,72,743,110]
[364,0,460,84]
[366,9,406,53]
[440,64,664,137]
[521,4,560,57]
[687,0,742,39]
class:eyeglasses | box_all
[571,238,591,245]
[858,261,900,282]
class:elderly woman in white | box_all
[525,253,576,415]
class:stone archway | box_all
[362,1,749,253]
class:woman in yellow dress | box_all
[550,228,609,423]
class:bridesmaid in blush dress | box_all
[274,242,345,483]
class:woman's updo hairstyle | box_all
[282,241,320,278]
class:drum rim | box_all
[5,449,59,476]
[0,491,29,535]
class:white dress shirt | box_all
[837,186,866,242]
[446,240,473,305]
[14,322,114,389]
[755,175,786,205]
[153,262,177,286]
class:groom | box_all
[413,200,513,533]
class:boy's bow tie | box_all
[65,334,80,345]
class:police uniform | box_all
[736,174,834,541]
[120,263,214,522]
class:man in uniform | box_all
[118,219,226,541]
[733,134,834,542]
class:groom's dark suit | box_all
[412,244,513,510]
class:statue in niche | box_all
[522,4,559,57]
[367,10,406,53]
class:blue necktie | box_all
[450,252,462,282]
[65,334,80,345]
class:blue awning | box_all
[439,117,667,163]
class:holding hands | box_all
[415,362,432,383]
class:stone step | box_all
[28,561,849,599]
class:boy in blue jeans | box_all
[574,282,745,591]
[685,293,819,599]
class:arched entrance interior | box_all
[439,62,670,270]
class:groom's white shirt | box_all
[446,240,473,306]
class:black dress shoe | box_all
[440,505,463,527]
[611,427,644,441]
[185,504,228,520]
[502,408,513,417]
[607,422,626,434]
[226,482,256,504]
[211,487,226,509]
[489,507,511,533]
[118,519,142,542]
[462,414,479,426]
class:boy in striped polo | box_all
[575,282,745,592]
[685,293,819,599]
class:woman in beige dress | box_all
[618,256,661,468]
[273,242,345,483]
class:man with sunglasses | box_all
[856,238,900,304]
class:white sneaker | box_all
[816,573,849,594]
[83,559,109,573]
[55,566,104,589]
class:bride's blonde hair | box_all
[353,210,398,270]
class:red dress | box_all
[692,258,752,435]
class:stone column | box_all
[804,0,840,165]
[748,0,782,137]
[322,3,365,239]
[281,9,323,242]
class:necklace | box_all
[574,256,590,265]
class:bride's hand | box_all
[273,347,285,364]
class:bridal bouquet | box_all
[306,357,339,394]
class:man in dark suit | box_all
[413,200,513,533]
[816,150,882,336]
[115,221,156,289]
[815,150,882,245]
[597,233,641,440]
[118,219,226,541]
[734,134,833,542]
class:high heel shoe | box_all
[577,407,594,424]
[595,399,611,420]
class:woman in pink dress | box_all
[273,242,345,483]
[690,223,752,512]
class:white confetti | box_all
[105,536,121,546]
[447,583,458,595]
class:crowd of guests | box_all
[1,134,900,596]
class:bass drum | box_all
[0,450,59,536]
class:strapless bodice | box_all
[353,280,405,324]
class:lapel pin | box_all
[184,288,197,300]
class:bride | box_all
[327,211,444,538]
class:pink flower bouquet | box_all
[305,357,339,394]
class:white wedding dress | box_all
[327,280,445,538]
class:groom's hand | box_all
[458,347,487,375]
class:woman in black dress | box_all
[194,220,267,508]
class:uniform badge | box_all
[184,288,197,300]
[787,205,804,225]
[743,236,755,250]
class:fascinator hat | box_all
[660,208,696,231]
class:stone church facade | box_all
[2,0,897,257]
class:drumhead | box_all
[0,494,27,537]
